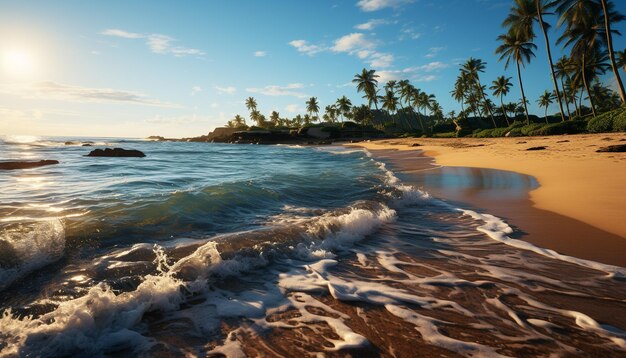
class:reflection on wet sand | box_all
[371,148,626,267]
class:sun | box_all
[2,49,36,77]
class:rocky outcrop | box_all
[0,160,59,170]
[596,144,626,152]
[87,148,146,157]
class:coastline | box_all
[346,132,626,267]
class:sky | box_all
[1,0,626,138]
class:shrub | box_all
[491,127,509,137]
[341,121,359,128]
[613,110,626,131]
[587,107,626,133]
[432,132,456,138]
[473,129,494,138]
[520,123,544,136]
[506,128,523,137]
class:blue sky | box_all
[1,0,625,137]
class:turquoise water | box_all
[1,136,625,357]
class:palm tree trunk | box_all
[537,1,566,122]
[516,62,530,124]
[559,77,572,119]
[581,53,597,117]
[499,95,510,126]
[544,107,548,124]
[601,0,626,105]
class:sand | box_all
[346,132,626,266]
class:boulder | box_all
[87,148,146,157]
[596,144,626,153]
[0,160,59,170]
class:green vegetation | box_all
[223,1,625,140]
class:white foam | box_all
[0,219,66,291]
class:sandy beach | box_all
[347,132,626,267]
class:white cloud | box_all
[1,81,178,107]
[246,83,308,98]
[374,62,448,84]
[285,104,301,113]
[368,52,394,68]
[254,51,267,57]
[288,40,325,56]
[357,0,413,12]
[215,86,237,94]
[332,33,375,53]
[145,114,206,125]
[407,61,449,72]
[400,27,422,40]
[101,28,204,57]
[354,19,388,30]
[424,46,445,58]
[191,86,202,95]
[101,29,143,39]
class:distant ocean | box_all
[1,136,625,356]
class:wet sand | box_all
[347,133,626,267]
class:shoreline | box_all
[347,132,626,267]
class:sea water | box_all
[0,136,624,357]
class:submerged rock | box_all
[0,160,59,170]
[87,148,146,157]
[596,144,626,153]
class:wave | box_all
[0,200,396,356]
[0,219,65,291]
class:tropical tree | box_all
[306,97,320,122]
[353,68,380,110]
[503,0,567,122]
[335,96,352,123]
[556,0,620,116]
[381,89,399,125]
[599,0,626,104]
[323,105,337,123]
[537,90,555,123]
[270,111,280,127]
[461,58,497,127]
[495,31,537,124]
[554,56,575,118]
[490,75,513,125]
[245,97,257,112]
[616,49,626,72]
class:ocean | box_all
[0,136,625,357]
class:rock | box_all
[526,146,547,151]
[0,160,59,170]
[517,141,527,144]
[82,144,92,147]
[64,141,79,145]
[556,140,570,143]
[410,143,421,147]
[87,148,146,157]
[596,144,626,153]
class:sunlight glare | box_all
[2,49,36,77]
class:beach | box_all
[348,132,626,267]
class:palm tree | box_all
[234,114,246,127]
[461,58,497,127]
[556,0,617,116]
[537,90,555,123]
[245,97,257,112]
[353,68,380,110]
[599,0,626,104]
[335,96,352,123]
[381,89,399,125]
[616,49,626,72]
[554,56,575,119]
[269,111,280,127]
[490,76,513,125]
[495,31,537,124]
[306,97,320,122]
[503,0,567,122]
